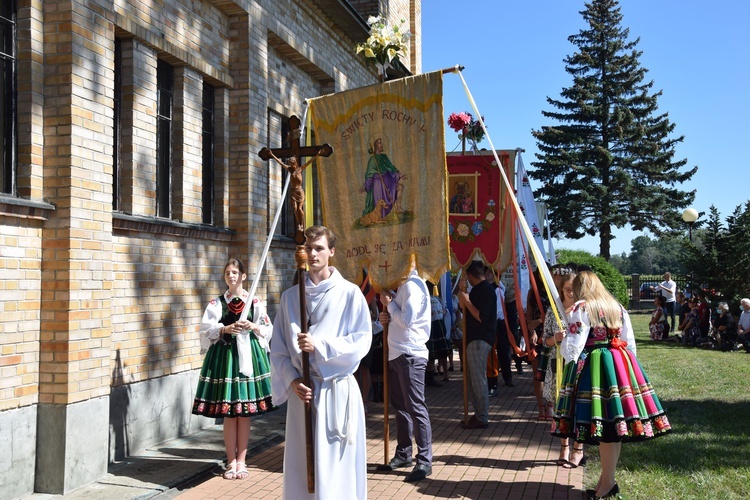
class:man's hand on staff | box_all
[379,290,394,325]
[379,311,390,325]
[457,291,470,308]
[297,332,314,353]
[291,377,313,402]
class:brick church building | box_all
[0,0,421,496]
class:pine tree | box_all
[530,0,697,260]
[688,203,750,308]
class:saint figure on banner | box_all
[360,134,407,223]
[449,181,474,214]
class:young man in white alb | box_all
[271,226,372,499]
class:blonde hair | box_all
[572,271,623,329]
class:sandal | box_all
[536,404,547,422]
[555,446,570,466]
[222,460,237,480]
[562,446,587,468]
[235,462,249,480]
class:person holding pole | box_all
[270,225,372,499]
[378,266,434,482]
[192,258,274,480]
[457,260,497,430]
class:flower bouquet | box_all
[448,112,486,151]
[355,16,411,80]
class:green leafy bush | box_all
[556,249,629,306]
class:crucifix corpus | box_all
[257,115,333,494]
[259,116,333,245]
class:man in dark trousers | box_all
[457,260,497,429]
[378,267,434,482]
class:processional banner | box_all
[447,150,516,272]
[308,71,450,290]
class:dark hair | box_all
[304,225,336,248]
[224,258,246,275]
[466,261,485,278]
[551,263,576,276]
[656,295,666,307]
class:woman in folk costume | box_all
[192,258,274,480]
[426,280,451,384]
[540,269,577,466]
[551,271,671,499]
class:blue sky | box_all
[422,0,749,257]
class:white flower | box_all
[354,16,411,67]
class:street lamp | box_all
[682,208,698,241]
[682,207,699,297]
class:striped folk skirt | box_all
[192,334,274,418]
[550,342,671,444]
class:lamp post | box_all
[682,207,698,241]
[682,207,699,296]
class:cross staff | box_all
[258,115,333,493]
[259,115,333,245]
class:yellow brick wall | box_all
[0,224,43,411]
[1,0,421,404]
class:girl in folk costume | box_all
[551,271,671,499]
[540,269,577,466]
[426,281,451,384]
[648,295,670,340]
[192,258,274,480]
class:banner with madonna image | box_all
[308,71,450,290]
[447,150,516,272]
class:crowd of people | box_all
[190,227,680,499]
[648,273,750,353]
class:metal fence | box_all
[623,274,690,310]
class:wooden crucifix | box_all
[257,115,333,494]
[259,115,333,245]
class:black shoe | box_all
[504,379,514,387]
[515,363,524,374]
[404,464,432,482]
[460,416,489,429]
[425,374,442,387]
[488,387,498,397]
[382,456,413,471]
[588,482,619,499]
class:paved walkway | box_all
[166,363,584,499]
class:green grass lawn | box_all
[582,312,750,499]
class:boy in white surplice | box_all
[270,225,372,499]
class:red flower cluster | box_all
[447,112,472,133]
[447,112,486,143]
